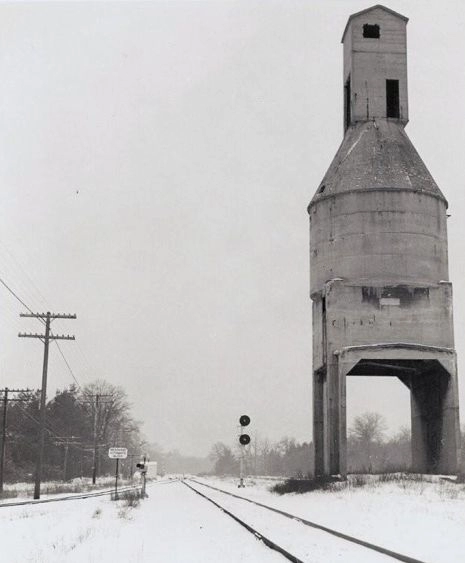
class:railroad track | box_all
[0,478,175,508]
[183,478,426,563]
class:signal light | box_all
[239,415,250,427]
[239,414,251,445]
[239,434,251,445]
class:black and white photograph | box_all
[0,1,464,561]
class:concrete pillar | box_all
[410,386,428,471]
[410,360,460,474]
[338,361,347,478]
[327,361,340,475]
[313,368,325,476]
[440,357,462,474]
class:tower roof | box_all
[309,120,447,209]
[341,4,408,43]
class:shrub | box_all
[271,476,341,495]
[119,488,142,507]
[0,490,19,500]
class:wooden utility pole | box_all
[0,387,33,492]
[53,437,81,481]
[19,311,76,499]
[92,394,99,485]
[81,393,112,484]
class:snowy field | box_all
[0,474,464,562]
[0,476,134,503]
[194,474,465,563]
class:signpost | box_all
[108,447,128,500]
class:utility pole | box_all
[92,395,99,485]
[81,393,112,484]
[53,437,81,481]
[19,311,76,499]
[0,388,33,492]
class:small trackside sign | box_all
[108,447,128,459]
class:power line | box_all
[12,402,91,454]
[0,239,94,387]
[14,402,63,439]
[0,240,50,308]
[0,272,86,390]
[0,276,40,319]
[54,341,82,391]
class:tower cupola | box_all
[342,5,409,130]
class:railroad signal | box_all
[239,414,251,446]
[239,415,250,427]
[138,455,149,498]
[239,434,251,445]
[238,414,251,488]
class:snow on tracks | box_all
[186,478,426,563]
[183,479,303,562]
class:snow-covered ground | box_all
[0,476,134,503]
[0,479,282,563]
[194,474,465,563]
[1,474,464,562]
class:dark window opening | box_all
[344,76,351,131]
[363,24,380,38]
[386,79,400,118]
[322,296,327,362]
[362,286,429,308]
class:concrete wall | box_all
[324,279,454,354]
[312,279,459,475]
[343,7,408,124]
[310,190,449,295]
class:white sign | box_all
[108,447,128,459]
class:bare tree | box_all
[81,380,140,476]
[350,412,387,443]
[349,412,387,472]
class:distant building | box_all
[309,5,461,476]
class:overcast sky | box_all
[0,0,464,457]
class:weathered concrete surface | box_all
[342,5,409,125]
[310,119,445,203]
[310,5,461,477]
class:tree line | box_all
[2,380,142,483]
[208,412,417,478]
[209,437,314,477]
[347,412,411,473]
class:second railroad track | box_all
[183,478,426,563]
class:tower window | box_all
[363,24,380,38]
[344,76,351,131]
[386,79,400,118]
